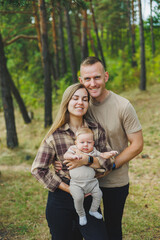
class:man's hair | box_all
[75,127,93,139]
[80,56,104,69]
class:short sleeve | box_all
[122,102,142,135]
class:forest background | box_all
[0,0,160,239]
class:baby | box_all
[64,127,118,226]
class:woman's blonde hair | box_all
[42,83,90,142]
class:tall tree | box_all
[38,0,52,127]
[75,9,82,49]
[0,34,18,148]
[64,4,77,82]
[51,0,60,79]
[131,0,137,66]
[32,0,42,54]
[150,0,155,56]
[81,8,89,60]
[87,26,99,57]
[138,0,146,90]
[58,3,67,77]
[8,75,31,124]
[89,0,106,68]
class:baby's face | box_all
[76,133,94,153]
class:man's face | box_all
[79,62,109,102]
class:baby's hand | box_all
[100,150,118,159]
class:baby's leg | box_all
[70,184,87,226]
[89,183,103,219]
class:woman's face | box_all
[68,88,89,118]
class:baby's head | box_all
[75,128,94,153]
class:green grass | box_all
[0,171,50,240]
[0,84,160,239]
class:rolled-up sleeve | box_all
[31,141,62,192]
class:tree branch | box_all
[0,10,32,15]
[3,25,35,43]
[4,35,38,46]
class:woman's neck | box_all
[69,116,84,133]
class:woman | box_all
[31,83,112,240]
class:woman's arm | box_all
[58,182,70,194]
[31,141,63,192]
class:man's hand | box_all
[95,169,111,178]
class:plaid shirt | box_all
[31,120,112,192]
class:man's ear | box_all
[79,76,83,84]
[104,72,109,83]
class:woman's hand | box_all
[54,161,62,172]
[63,149,88,170]
[84,193,91,198]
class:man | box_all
[78,56,143,240]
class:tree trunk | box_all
[150,0,155,56]
[51,1,60,79]
[87,27,99,57]
[32,0,42,54]
[38,0,52,127]
[64,5,77,83]
[138,0,146,90]
[75,10,81,49]
[9,77,31,123]
[58,4,67,77]
[127,0,133,63]
[0,34,18,148]
[131,0,137,67]
[106,29,110,51]
[81,9,88,60]
[89,0,106,68]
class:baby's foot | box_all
[89,211,103,219]
[79,216,87,226]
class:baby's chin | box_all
[81,149,93,154]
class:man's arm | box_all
[114,130,143,168]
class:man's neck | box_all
[92,89,109,103]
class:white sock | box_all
[89,211,103,219]
[79,215,87,226]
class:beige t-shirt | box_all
[87,91,142,188]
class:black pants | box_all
[46,189,108,240]
[101,184,129,240]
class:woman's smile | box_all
[68,88,89,117]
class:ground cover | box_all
[0,84,160,239]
